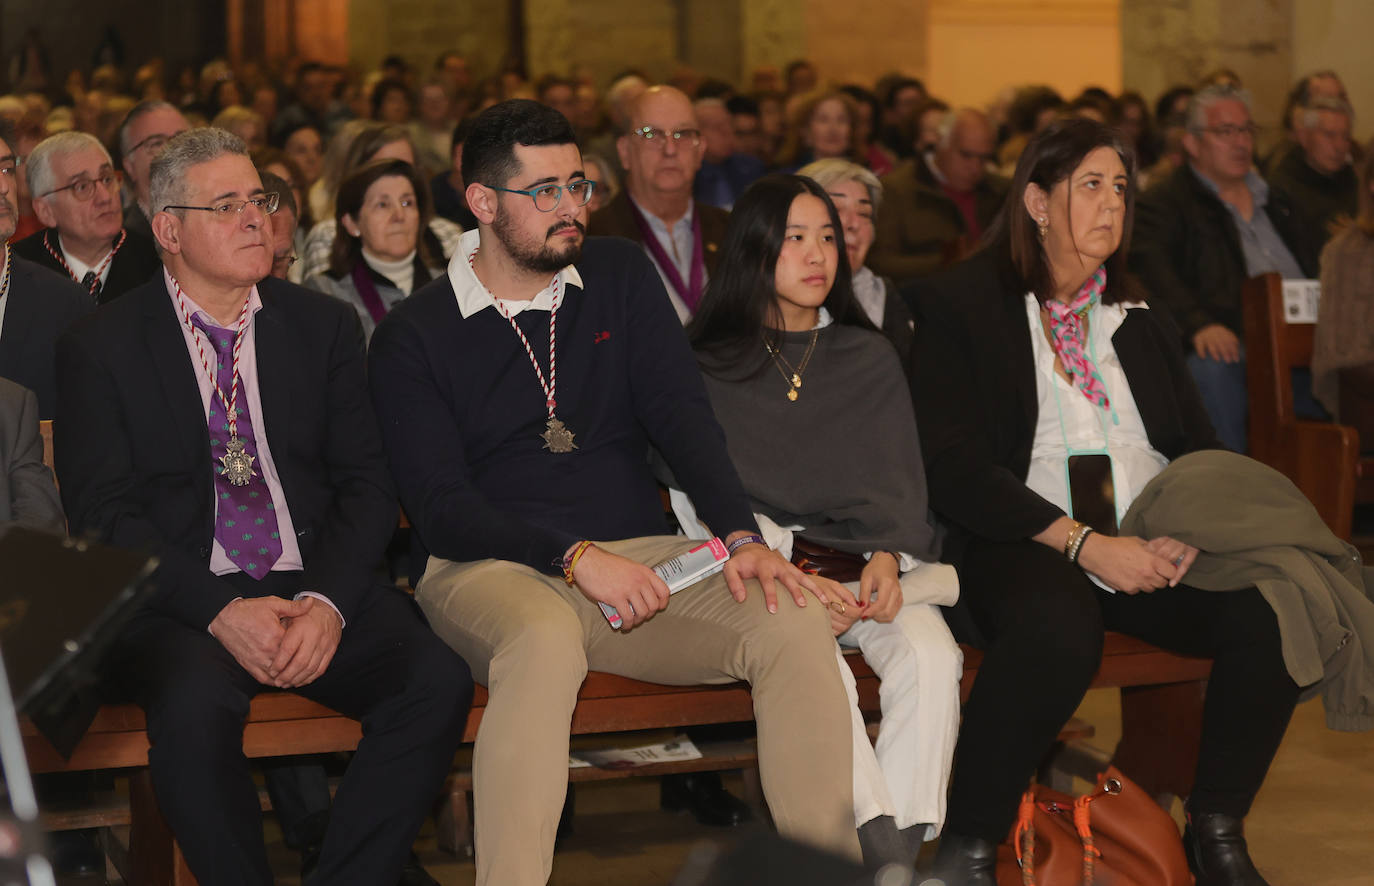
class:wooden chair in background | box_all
[1242,272,1365,539]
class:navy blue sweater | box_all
[368,236,758,579]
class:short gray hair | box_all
[797,157,883,212]
[1186,83,1252,133]
[150,127,248,216]
[1298,96,1354,131]
[26,131,110,201]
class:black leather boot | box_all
[926,832,998,886]
[1183,811,1272,886]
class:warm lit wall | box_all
[926,0,1120,109]
[1294,0,1374,143]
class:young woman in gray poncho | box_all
[679,174,962,868]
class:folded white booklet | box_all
[598,537,729,629]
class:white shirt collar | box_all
[61,236,114,284]
[447,228,584,319]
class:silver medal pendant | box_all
[219,436,257,486]
[541,417,577,453]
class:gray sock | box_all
[859,814,915,869]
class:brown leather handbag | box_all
[788,537,867,583]
[995,767,1193,886]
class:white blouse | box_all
[1022,294,1169,587]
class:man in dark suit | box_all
[13,131,161,305]
[588,85,729,324]
[0,130,92,420]
[54,127,471,886]
[0,377,62,535]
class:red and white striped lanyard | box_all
[0,245,12,307]
[44,228,126,297]
[170,276,252,440]
[470,248,563,417]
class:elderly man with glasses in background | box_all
[117,100,191,239]
[588,84,730,323]
[13,130,160,304]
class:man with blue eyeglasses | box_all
[369,99,861,886]
[588,85,730,323]
[14,131,160,304]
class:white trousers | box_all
[836,561,962,840]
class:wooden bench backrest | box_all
[40,419,54,473]
[1242,272,1311,456]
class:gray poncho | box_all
[696,324,941,562]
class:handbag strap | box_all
[1013,785,1111,886]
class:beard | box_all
[492,213,585,274]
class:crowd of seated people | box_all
[0,45,1372,886]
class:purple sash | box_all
[627,200,705,312]
[351,261,391,326]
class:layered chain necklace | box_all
[44,229,126,300]
[763,329,819,402]
[470,248,577,453]
[171,276,257,485]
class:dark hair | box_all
[726,95,760,118]
[1006,85,1065,136]
[839,85,882,146]
[450,115,477,149]
[370,78,413,120]
[696,78,735,101]
[1153,85,1194,126]
[983,117,1143,307]
[328,158,434,276]
[1280,69,1347,134]
[271,120,321,151]
[879,76,925,110]
[687,174,875,378]
[461,99,577,189]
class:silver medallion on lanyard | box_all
[1050,314,1121,535]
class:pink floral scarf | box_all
[1044,266,1110,410]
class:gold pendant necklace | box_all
[763,329,820,402]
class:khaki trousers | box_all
[417,535,859,886]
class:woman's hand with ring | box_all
[1144,536,1199,587]
[1076,534,1178,594]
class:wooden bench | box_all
[1243,272,1365,539]
[25,421,1210,883]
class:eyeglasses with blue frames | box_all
[162,192,280,219]
[41,172,120,201]
[491,180,597,212]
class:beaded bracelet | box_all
[726,534,766,556]
[1067,526,1095,564]
[562,540,596,585]
[1063,521,1089,561]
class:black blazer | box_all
[13,226,162,306]
[908,250,1221,569]
[54,274,397,629]
[587,190,731,276]
[0,257,93,419]
[1128,163,1318,342]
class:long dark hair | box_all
[688,173,875,378]
[328,158,434,276]
[983,116,1144,306]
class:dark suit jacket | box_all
[1129,163,1319,342]
[587,190,730,277]
[908,250,1222,571]
[55,275,397,630]
[13,226,162,306]
[0,257,93,419]
[0,377,64,533]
